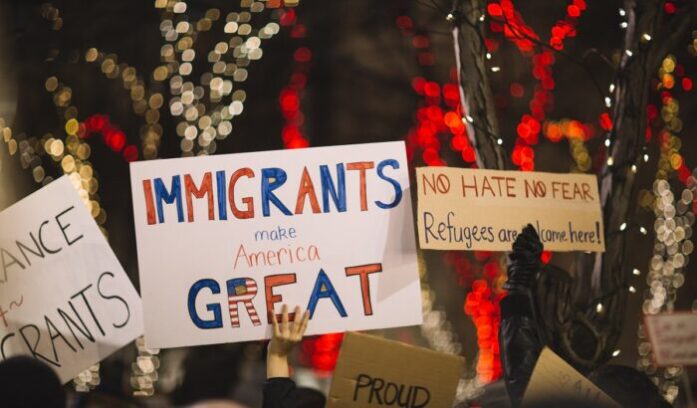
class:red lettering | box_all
[347,161,375,211]
[229,168,255,219]
[264,274,297,323]
[294,167,321,214]
[142,179,157,225]
[345,263,383,316]
[184,172,214,222]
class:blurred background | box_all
[0,0,696,406]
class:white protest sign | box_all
[645,312,697,366]
[416,167,605,252]
[129,141,421,348]
[0,176,143,383]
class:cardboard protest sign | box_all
[129,142,421,348]
[327,332,463,408]
[644,312,697,366]
[522,347,619,407]
[416,167,605,252]
[0,176,143,383]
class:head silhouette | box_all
[0,356,65,408]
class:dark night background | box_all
[0,0,696,406]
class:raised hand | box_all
[505,224,544,291]
[267,304,310,378]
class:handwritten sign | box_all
[0,176,143,383]
[522,347,619,407]
[129,142,421,348]
[327,332,463,408]
[644,312,697,366]
[416,167,605,252]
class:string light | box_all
[158,0,286,156]
[604,96,612,107]
[620,21,628,29]
[612,349,621,357]
[619,222,627,231]
[490,66,501,72]
[607,157,614,166]
[619,8,626,16]
[642,33,652,42]
[596,303,604,313]
[636,51,696,403]
[625,49,633,57]
[628,286,636,293]
[632,268,641,275]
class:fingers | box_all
[512,224,543,255]
[273,304,309,341]
[271,307,281,338]
[281,304,289,335]
[298,310,310,337]
[292,306,302,326]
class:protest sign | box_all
[416,167,605,252]
[0,176,143,383]
[522,347,619,407]
[644,312,697,366]
[327,332,463,408]
[129,142,421,348]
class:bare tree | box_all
[451,0,697,369]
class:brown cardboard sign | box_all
[327,332,463,408]
[416,167,605,252]
[644,312,697,366]
[522,347,620,407]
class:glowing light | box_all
[620,222,627,231]
[612,349,621,357]
[633,268,641,275]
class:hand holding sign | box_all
[505,224,543,292]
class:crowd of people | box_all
[0,226,672,407]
